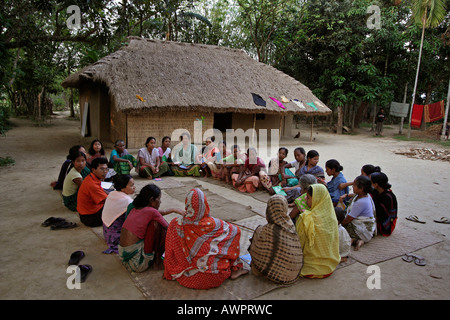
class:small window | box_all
[256,113,265,120]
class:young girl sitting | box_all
[51,145,86,190]
[86,139,106,166]
[118,184,184,272]
[109,139,137,175]
[341,176,376,251]
[102,174,135,254]
[324,159,350,206]
[62,151,90,211]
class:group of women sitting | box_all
[52,134,398,288]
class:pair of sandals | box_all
[42,217,77,230]
[69,250,92,283]
[402,253,426,266]
[406,215,450,224]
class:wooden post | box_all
[399,82,409,134]
[310,116,314,142]
[252,113,256,145]
[279,115,284,142]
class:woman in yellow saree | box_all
[296,184,340,278]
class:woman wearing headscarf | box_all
[163,188,248,289]
[296,184,340,278]
[248,195,303,284]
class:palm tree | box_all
[407,0,447,138]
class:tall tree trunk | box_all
[337,106,343,134]
[69,89,74,117]
[37,87,44,122]
[354,101,369,128]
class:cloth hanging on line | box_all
[291,99,305,109]
[270,97,286,109]
[390,102,409,118]
[280,96,289,103]
[424,100,445,123]
[306,102,318,111]
[251,93,266,107]
[411,104,424,128]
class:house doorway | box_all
[213,112,233,133]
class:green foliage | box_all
[0,156,15,167]
[0,103,11,136]
[0,0,448,131]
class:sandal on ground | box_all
[402,253,426,266]
[50,221,77,230]
[41,217,66,227]
[414,255,426,266]
[405,215,426,224]
[68,250,85,265]
[402,253,415,263]
[433,217,450,224]
[79,265,92,283]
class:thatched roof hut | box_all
[62,37,330,148]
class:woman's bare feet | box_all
[230,268,249,280]
[354,239,364,251]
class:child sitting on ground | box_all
[62,151,90,211]
[87,139,107,166]
[335,206,351,263]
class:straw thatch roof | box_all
[62,37,331,116]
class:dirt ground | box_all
[0,113,449,301]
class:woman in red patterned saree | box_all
[163,188,248,289]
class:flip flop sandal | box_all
[79,264,92,283]
[433,217,450,224]
[68,250,85,265]
[402,253,415,263]
[414,255,426,266]
[405,215,426,224]
[41,217,66,227]
[50,221,77,230]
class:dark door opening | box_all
[213,112,233,132]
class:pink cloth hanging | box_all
[269,97,285,109]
